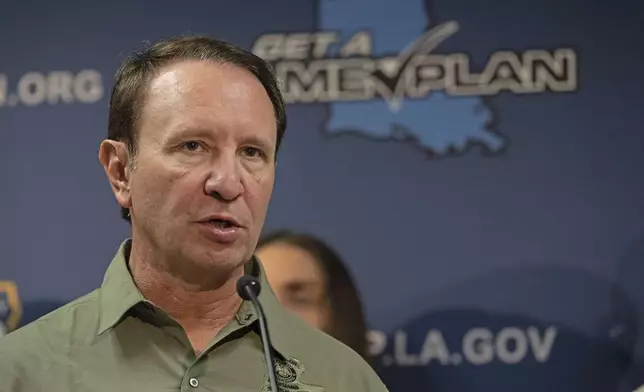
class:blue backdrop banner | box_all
[2,0,644,391]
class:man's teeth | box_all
[211,219,232,228]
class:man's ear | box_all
[98,140,132,209]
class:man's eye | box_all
[183,141,203,151]
[242,147,264,158]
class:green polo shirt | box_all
[0,240,388,392]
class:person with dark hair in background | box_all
[256,230,370,360]
[0,35,388,392]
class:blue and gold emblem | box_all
[263,356,324,392]
[0,281,22,337]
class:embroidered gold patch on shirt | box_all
[263,356,324,392]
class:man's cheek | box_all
[247,177,274,205]
[248,165,275,184]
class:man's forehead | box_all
[144,62,214,110]
[146,65,186,102]
[138,62,273,129]
[147,60,259,95]
[143,61,272,115]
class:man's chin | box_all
[186,247,248,276]
[174,261,244,289]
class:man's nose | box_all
[203,155,243,202]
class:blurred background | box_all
[2,0,644,390]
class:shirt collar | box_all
[97,239,296,358]
[98,239,146,335]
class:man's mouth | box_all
[206,219,236,229]
[197,216,242,243]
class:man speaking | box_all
[0,35,387,392]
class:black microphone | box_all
[236,275,279,392]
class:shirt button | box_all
[189,378,199,388]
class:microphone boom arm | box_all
[238,277,280,392]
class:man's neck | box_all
[128,241,245,354]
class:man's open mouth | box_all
[205,219,236,229]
